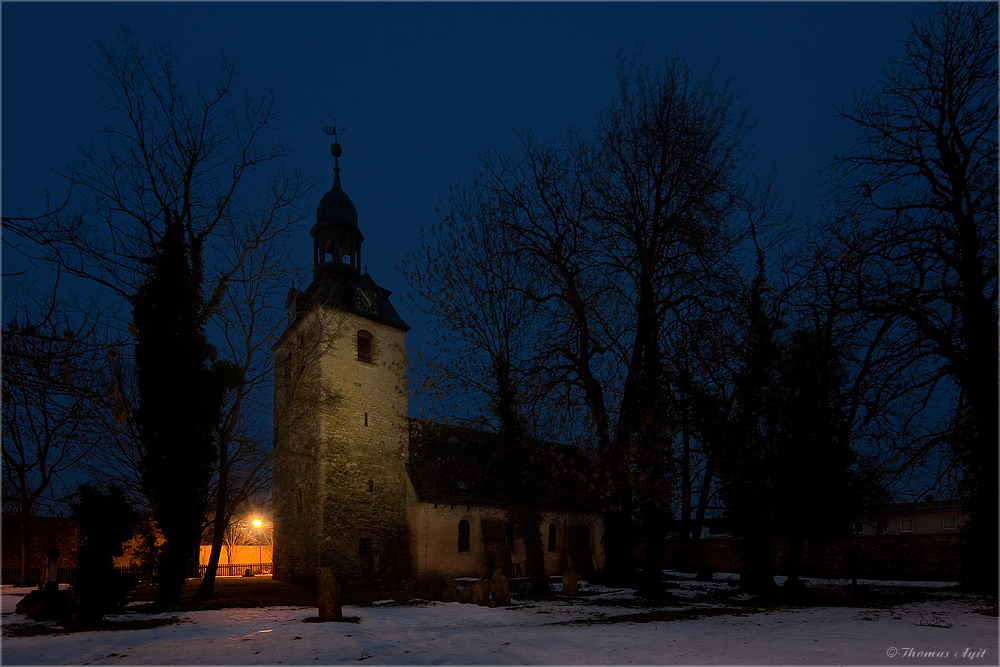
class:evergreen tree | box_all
[132,211,239,603]
[716,245,781,594]
[772,329,859,582]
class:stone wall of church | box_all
[316,310,411,583]
[405,490,605,580]
[272,308,328,585]
[273,305,411,585]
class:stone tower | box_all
[272,139,411,585]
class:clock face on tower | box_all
[355,287,378,314]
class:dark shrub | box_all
[70,484,138,625]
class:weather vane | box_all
[322,122,344,160]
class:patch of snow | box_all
[2,582,995,664]
[2,587,36,615]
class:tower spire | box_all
[322,123,344,176]
[313,122,361,274]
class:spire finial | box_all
[322,122,344,175]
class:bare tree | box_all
[826,2,997,592]
[406,54,754,592]
[402,180,553,593]
[3,27,311,598]
[6,28,309,309]
[199,238,304,595]
[526,55,751,592]
[1,280,107,583]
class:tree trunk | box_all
[198,441,230,597]
[958,277,999,594]
[198,513,228,596]
[785,534,804,584]
[600,507,634,585]
[638,507,668,599]
[677,383,693,571]
[513,509,550,594]
[19,511,33,586]
[739,533,775,594]
[493,361,551,594]
[690,461,715,548]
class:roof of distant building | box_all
[861,499,968,515]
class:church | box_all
[271,140,604,586]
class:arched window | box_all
[506,522,515,551]
[458,520,470,552]
[357,330,373,363]
[547,523,557,552]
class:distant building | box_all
[271,142,603,586]
[850,498,968,537]
[1,515,81,581]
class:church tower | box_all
[272,136,411,585]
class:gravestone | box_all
[317,567,344,621]
[441,583,460,602]
[471,579,490,606]
[489,569,511,606]
[44,548,60,592]
[567,525,594,575]
[562,557,579,596]
[16,590,71,621]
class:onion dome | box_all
[311,140,364,273]
[315,143,358,227]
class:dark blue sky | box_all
[3,1,924,394]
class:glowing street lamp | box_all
[251,518,263,568]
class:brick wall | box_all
[1,515,82,570]
[659,534,963,580]
[198,544,273,566]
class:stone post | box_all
[318,567,344,621]
[562,557,579,596]
[44,548,60,593]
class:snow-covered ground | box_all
[2,576,996,665]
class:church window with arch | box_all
[458,520,470,552]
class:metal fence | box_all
[0,566,156,586]
[1,567,84,586]
[2,563,271,586]
[200,563,273,578]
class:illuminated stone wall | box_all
[272,304,410,585]
[405,492,605,580]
